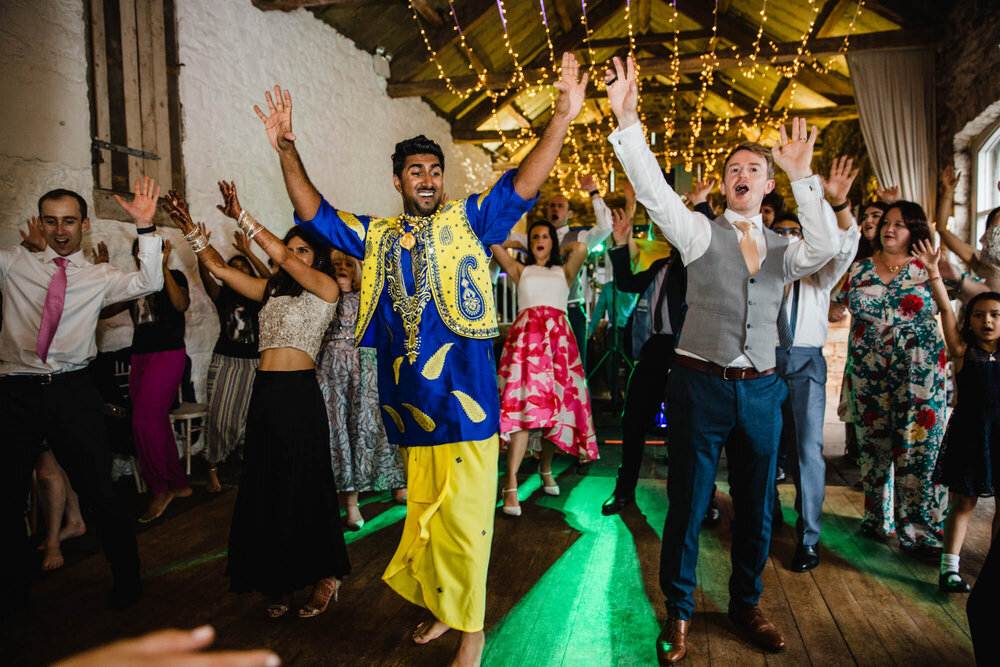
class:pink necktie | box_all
[36,257,69,363]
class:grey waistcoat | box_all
[679,215,788,371]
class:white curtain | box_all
[847,49,937,218]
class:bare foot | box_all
[207,467,222,493]
[58,519,86,542]
[450,630,485,667]
[173,486,193,498]
[41,544,64,571]
[139,491,174,523]
[413,617,451,645]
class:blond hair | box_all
[330,249,362,290]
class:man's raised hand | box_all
[552,52,588,122]
[20,216,46,252]
[91,241,109,264]
[114,177,161,227]
[254,86,296,153]
[578,173,599,195]
[771,117,818,182]
[611,208,632,246]
[822,155,859,206]
[605,56,639,129]
[684,178,717,206]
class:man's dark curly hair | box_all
[391,135,445,177]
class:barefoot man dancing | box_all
[254,53,587,665]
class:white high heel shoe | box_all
[539,469,560,496]
[501,488,521,517]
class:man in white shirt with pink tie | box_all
[1,180,163,611]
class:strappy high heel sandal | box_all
[500,488,521,517]
[539,469,560,496]
[266,595,291,619]
[345,502,365,531]
[298,578,340,618]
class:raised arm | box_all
[771,118,838,281]
[605,56,710,264]
[160,241,190,312]
[488,244,524,284]
[255,86,322,221]
[913,239,965,360]
[577,174,614,251]
[217,181,339,304]
[195,224,221,302]
[934,165,976,263]
[102,177,164,304]
[233,230,274,279]
[163,191,268,302]
[822,155,860,231]
[511,53,587,200]
[561,241,589,285]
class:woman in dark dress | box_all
[165,182,349,619]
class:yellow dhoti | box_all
[382,435,498,632]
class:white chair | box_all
[170,390,208,475]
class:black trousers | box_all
[1,371,140,603]
[567,303,587,369]
[968,533,998,665]
[617,334,676,493]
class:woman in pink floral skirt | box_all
[491,220,598,517]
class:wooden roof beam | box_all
[453,105,859,143]
[389,0,498,83]
[452,0,622,131]
[389,29,935,99]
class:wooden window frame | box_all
[87,0,183,225]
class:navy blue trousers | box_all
[660,363,787,620]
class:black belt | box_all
[0,368,90,386]
[674,355,776,380]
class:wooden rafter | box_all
[251,0,367,10]
[452,0,623,131]
[389,0,498,83]
[453,105,859,143]
[388,29,936,99]
[585,29,714,49]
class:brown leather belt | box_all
[675,354,776,380]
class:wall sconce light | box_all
[373,46,392,79]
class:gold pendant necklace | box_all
[395,213,432,250]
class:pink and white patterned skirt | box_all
[498,305,599,460]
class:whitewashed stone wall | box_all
[1,0,495,399]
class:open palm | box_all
[552,52,588,121]
[254,86,296,153]
[605,56,639,128]
[114,177,161,226]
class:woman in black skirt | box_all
[164,182,349,618]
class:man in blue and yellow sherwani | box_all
[253,53,588,665]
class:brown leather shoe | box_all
[728,603,785,652]
[656,615,689,664]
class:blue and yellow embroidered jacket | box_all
[297,171,537,446]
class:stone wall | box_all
[0,0,495,399]
[936,0,1000,236]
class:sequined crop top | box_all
[257,290,338,361]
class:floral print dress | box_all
[836,257,947,549]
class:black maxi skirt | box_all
[227,369,350,595]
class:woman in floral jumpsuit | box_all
[836,201,947,550]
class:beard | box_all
[980,224,1000,266]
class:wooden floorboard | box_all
[9,414,985,666]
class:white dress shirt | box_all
[778,223,861,349]
[608,121,839,366]
[0,235,164,375]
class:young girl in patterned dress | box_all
[491,220,599,517]
[836,202,948,551]
[915,238,1000,592]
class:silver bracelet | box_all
[189,234,209,253]
[236,209,264,239]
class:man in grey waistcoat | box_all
[604,56,839,664]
